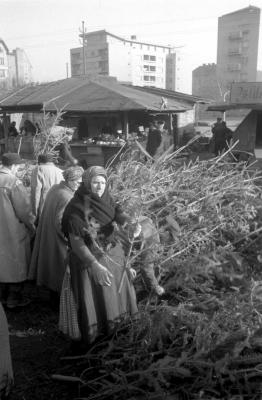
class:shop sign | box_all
[230,82,262,104]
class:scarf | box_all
[62,182,117,245]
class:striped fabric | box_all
[59,267,81,340]
[0,303,13,398]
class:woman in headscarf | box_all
[0,303,13,399]
[29,166,84,301]
[61,166,139,346]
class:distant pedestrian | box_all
[0,153,35,309]
[8,121,19,137]
[211,118,233,156]
[146,120,163,158]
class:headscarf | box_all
[82,166,107,189]
[63,166,84,182]
[62,165,117,244]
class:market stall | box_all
[0,75,207,166]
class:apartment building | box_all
[0,38,32,91]
[0,39,9,90]
[9,48,33,87]
[217,5,260,94]
[192,63,221,100]
[70,30,190,92]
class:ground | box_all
[5,283,78,400]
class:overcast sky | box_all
[0,0,261,83]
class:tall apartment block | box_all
[216,5,260,94]
[70,30,190,93]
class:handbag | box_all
[59,267,81,340]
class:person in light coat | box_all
[29,166,84,301]
[0,153,35,308]
[30,153,64,224]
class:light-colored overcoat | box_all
[29,182,74,292]
[0,168,33,283]
[30,162,63,221]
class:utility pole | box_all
[79,21,87,75]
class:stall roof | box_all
[0,76,208,114]
[207,103,262,111]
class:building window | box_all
[0,58,4,65]
[150,55,156,61]
[143,75,150,81]
[143,55,149,60]
[150,76,156,81]
[0,69,5,77]
[0,47,3,53]
[143,65,149,71]
[150,66,156,71]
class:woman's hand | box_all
[128,267,137,280]
[129,222,142,239]
[91,261,113,286]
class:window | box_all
[0,47,3,53]
[0,69,5,77]
[143,65,149,71]
[150,55,156,61]
[150,66,156,71]
[143,55,149,60]
[143,75,150,81]
[150,76,156,81]
[0,58,4,65]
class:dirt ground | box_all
[5,283,78,400]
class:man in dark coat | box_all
[146,121,163,157]
[212,119,233,156]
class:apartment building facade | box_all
[70,30,189,92]
[0,39,10,90]
[0,38,32,91]
[216,5,260,95]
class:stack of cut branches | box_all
[53,144,262,400]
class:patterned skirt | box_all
[0,303,13,398]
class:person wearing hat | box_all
[29,166,84,303]
[30,152,64,225]
[0,153,35,308]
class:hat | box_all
[63,166,84,182]
[2,153,24,166]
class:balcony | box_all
[228,48,242,56]
[227,63,241,72]
[228,31,243,40]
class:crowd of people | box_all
[0,152,164,396]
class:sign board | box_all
[230,82,262,104]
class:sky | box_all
[0,0,262,83]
